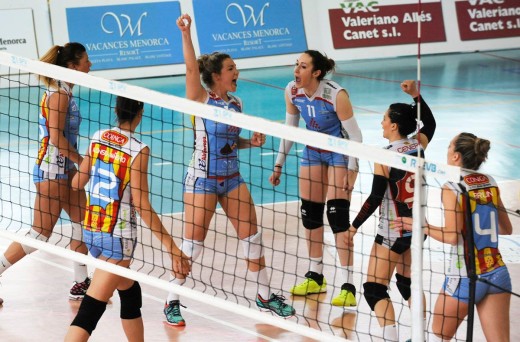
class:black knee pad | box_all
[395,273,411,301]
[363,282,389,311]
[118,281,142,319]
[300,199,325,229]
[71,294,107,335]
[326,199,350,234]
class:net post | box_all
[411,160,425,341]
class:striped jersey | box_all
[36,81,81,174]
[84,127,146,239]
[445,170,506,277]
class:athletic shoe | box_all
[69,277,91,300]
[256,294,296,318]
[331,283,357,307]
[164,300,186,326]
[289,271,327,295]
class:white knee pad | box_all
[71,222,83,241]
[181,239,203,261]
[22,229,49,254]
[241,231,264,260]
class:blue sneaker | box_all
[164,300,186,326]
[256,294,296,318]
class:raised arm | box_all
[177,14,206,103]
[131,146,190,275]
[401,80,436,148]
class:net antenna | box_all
[410,1,425,341]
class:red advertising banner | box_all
[329,2,446,49]
[456,0,520,40]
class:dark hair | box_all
[198,52,232,88]
[387,102,418,137]
[454,132,490,170]
[38,42,87,87]
[303,50,335,81]
[115,96,144,124]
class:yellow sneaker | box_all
[290,275,327,296]
[331,287,357,307]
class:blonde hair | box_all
[38,42,87,87]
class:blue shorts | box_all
[300,146,349,167]
[184,173,244,196]
[443,266,512,304]
[83,230,136,261]
[33,164,68,183]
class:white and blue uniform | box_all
[184,90,245,195]
[285,80,350,167]
[442,170,511,303]
[33,81,81,182]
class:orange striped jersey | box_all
[445,171,506,276]
[84,128,146,238]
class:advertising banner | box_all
[0,9,38,59]
[193,0,307,58]
[66,1,183,70]
[329,1,446,49]
[455,0,520,40]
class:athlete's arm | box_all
[351,163,387,229]
[497,195,513,235]
[131,146,190,275]
[47,89,83,165]
[177,14,206,103]
[71,146,91,191]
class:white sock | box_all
[0,254,12,275]
[248,267,270,300]
[73,262,88,282]
[167,273,186,302]
[382,324,398,341]
[309,256,323,274]
[340,265,354,285]
[429,333,447,342]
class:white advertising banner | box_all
[0,9,38,59]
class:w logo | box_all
[101,12,148,37]
[225,3,270,27]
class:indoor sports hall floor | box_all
[0,48,519,341]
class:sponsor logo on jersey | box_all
[396,142,419,154]
[102,130,128,146]
[464,173,489,186]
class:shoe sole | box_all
[164,320,186,327]
[290,288,327,296]
[257,307,295,319]
[69,295,85,301]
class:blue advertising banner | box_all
[66,2,183,70]
[193,0,307,58]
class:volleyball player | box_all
[0,43,91,302]
[163,14,295,326]
[348,80,436,341]
[398,133,512,342]
[64,97,191,341]
[269,50,363,307]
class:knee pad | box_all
[22,229,50,255]
[71,222,83,241]
[326,199,350,234]
[71,294,107,335]
[363,282,390,311]
[181,239,203,261]
[241,231,264,260]
[300,199,325,229]
[118,281,142,319]
[395,274,411,301]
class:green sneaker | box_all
[164,300,186,326]
[331,283,357,307]
[289,271,327,295]
[256,294,296,318]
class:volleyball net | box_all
[2,50,517,341]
